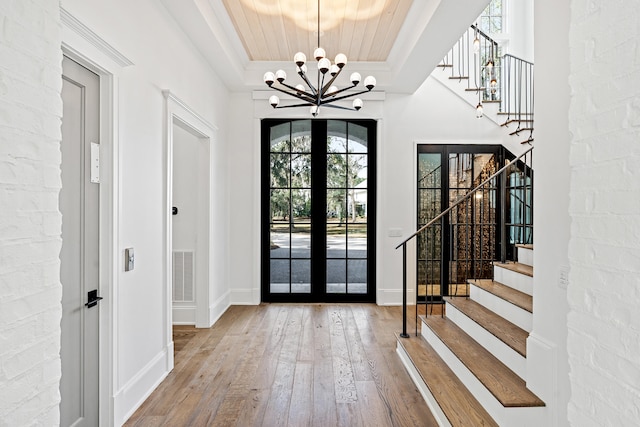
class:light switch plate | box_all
[125,248,134,271]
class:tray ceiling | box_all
[221,0,413,62]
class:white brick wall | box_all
[568,1,640,425]
[0,0,63,425]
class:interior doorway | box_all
[261,119,376,303]
[170,121,210,326]
[59,56,101,427]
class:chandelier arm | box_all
[320,68,344,96]
[277,82,316,102]
[274,102,321,109]
[323,103,357,111]
[322,83,357,99]
[320,89,372,105]
[298,72,318,96]
[268,85,315,103]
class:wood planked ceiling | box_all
[221,0,414,62]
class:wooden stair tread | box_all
[445,297,528,357]
[396,333,499,426]
[494,261,533,277]
[516,244,533,250]
[468,279,533,313]
[421,317,545,408]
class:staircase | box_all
[397,244,544,426]
[432,25,535,146]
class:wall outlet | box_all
[558,266,569,289]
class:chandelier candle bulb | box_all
[269,95,280,108]
[353,98,363,110]
[350,72,361,85]
[318,58,331,73]
[314,47,326,61]
[275,69,286,83]
[364,76,376,90]
[294,52,306,66]
[327,85,338,96]
[335,53,347,68]
[263,71,275,86]
[330,64,340,76]
[295,84,305,92]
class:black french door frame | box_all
[417,144,506,298]
[261,119,376,303]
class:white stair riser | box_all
[396,345,453,427]
[445,304,526,378]
[493,266,533,296]
[421,325,547,426]
[517,247,534,267]
[469,285,532,332]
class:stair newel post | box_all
[400,242,410,338]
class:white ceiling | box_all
[161,0,490,93]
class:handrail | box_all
[503,53,533,66]
[396,145,534,338]
[395,145,534,250]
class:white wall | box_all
[567,1,640,425]
[528,0,572,425]
[60,0,230,423]
[0,1,63,424]
[226,74,522,306]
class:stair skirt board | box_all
[517,247,534,268]
[421,326,546,426]
[469,285,533,332]
[493,266,533,296]
[396,345,453,427]
[438,305,526,379]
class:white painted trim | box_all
[163,90,219,342]
[396,345,451,427]
[61,9,132,426]
[204,290,231,328]
[172,306,197,325]
[113,348,171,426]
[231,288,260,305]
[60,7,134,68]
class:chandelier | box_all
[263,0,376,117]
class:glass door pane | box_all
[326,121,368,294]
[417,152,442,301]
[268,120,312,294]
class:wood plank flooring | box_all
[125,304,438,427]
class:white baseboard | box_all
[230,287,260,305]
[172,305,196,325]
[197,290,231,328]
[114,347,171,426]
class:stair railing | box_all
[396,146,534,338]
[439,25,501,102]
[501,54,535,144]
[439,27,534,143]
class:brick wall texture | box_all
[568,0,640,425]
[0,0,63,425]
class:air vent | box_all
[173,251,194,302]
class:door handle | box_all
[85,289,103,308]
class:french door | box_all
[417,145,505,300]
[262,119,376,302]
